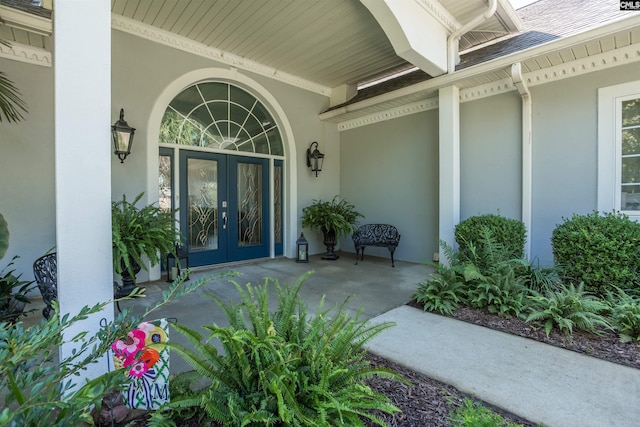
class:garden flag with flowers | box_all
[111,319,170,409]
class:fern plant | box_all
[413,241,469,315]
[525,282,612,337]
[0,271,230,427]
[466,267,528,318]
[608,289,640,342]
[151,272,405,426]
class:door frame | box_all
[178,149,272,266]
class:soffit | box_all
[320,16,640,126]
[1,0,520,91]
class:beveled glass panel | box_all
[158,154,172,212]
[622,184,640,210]
[237,163,262,246]
[274,165,282,244]
[230,85,255,109]
[230,103,250,127]
[169,85,201,116]
[187,158,218,251]
[622,99,640,127]
[621,156,640,183]
[622,128,640,155]
[190,105,214,129]
[207,100,228,123]
[252,132,270,154]
[162,83,283,155]
[198,83,228,103]
[267,128,283,155]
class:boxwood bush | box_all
[454,214,526,270]
[551,211,640,295]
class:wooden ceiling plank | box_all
[132,0,153,22]
[187,1,231,42]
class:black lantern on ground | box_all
[112,108,136,163]
[306,141,324,177]
[296,232,309,263]
[165,244,190,282]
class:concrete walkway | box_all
[366,305,640,427]
[23,253,640,426]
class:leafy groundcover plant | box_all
[608,289,640,342]
[449,398,523,427]
[0,271,234,427]
[150,272,405,427]
[525,282,612,337]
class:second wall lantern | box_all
[306,141,324,177]
[112,108,136,163]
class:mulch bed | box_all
[115,303,640,426]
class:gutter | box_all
[511,62,532,259]
[447,0,497,74]
[319,15,640,121]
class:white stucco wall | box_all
[109,30,336,263]
[339,111,439,264]
[0,58,55,284]
[460,92,522,221]
[529,62,640,265]
[4,28,640,284]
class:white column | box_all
[54,0,113,380]
[438,86,460,265]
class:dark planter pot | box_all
[0,297,26,323]
[321,227,340,260]
[117,259,141,298]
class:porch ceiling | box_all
[1,0,520,91]
[320,14,640,126]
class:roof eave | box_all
[320,14,640,122]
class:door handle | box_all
[222,211,227,229]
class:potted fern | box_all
[0,213,33,323]
[301,196,363,260]
[112,193,179,294]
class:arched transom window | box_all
[160,82,283,155]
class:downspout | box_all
[447,0,497,74]
[511,62,532,259]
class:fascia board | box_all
[320,14,640,121]
[0,5,52,36]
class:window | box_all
[598,81,640,217]
[159,82,283,156]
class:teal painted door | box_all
[180,151,269,266]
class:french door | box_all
[179,150,270,266]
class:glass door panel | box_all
[274,160,283,255]
[180,151,228,266]
[229,156,269,261]
[237,162,263,246]
[187,158,218,251]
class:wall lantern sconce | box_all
[296,232,309,263]
[112,108,136,163]
[306,141,324,177]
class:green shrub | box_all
[551,211,640,295]
[525,282,612,337]
[608,289,640,342]
[455,214,526,271]
[153,272,404,427]
[449,398,523,427]
[0,272,221,427]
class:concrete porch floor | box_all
[20,253,639,426]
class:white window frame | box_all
[597,80,640,219]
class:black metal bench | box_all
[33,252,57,319]
[352,224,401,267]
[33,252,127,318]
